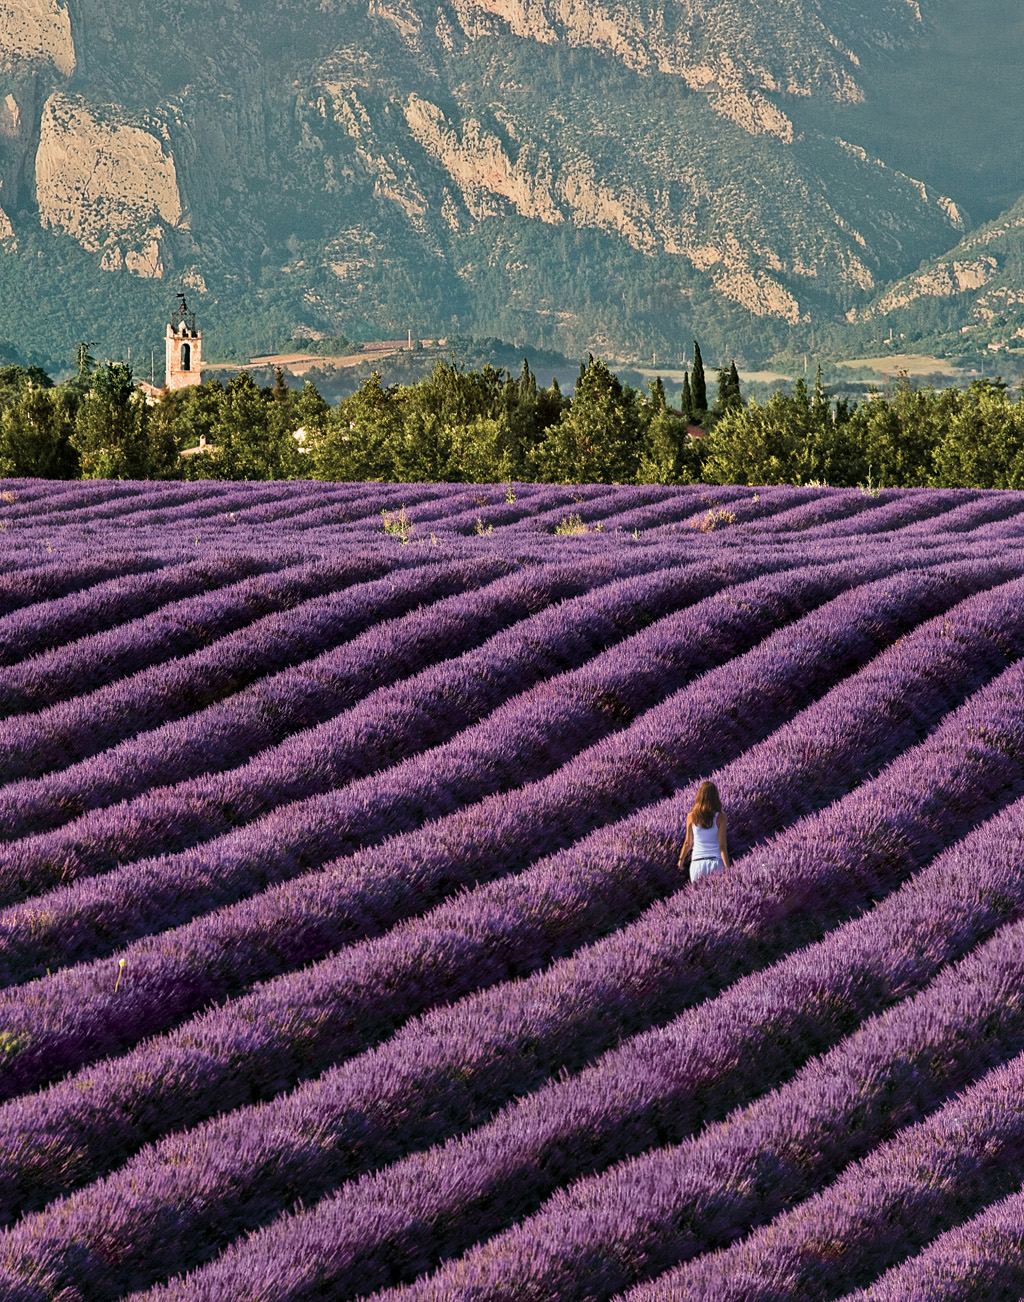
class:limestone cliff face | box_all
[35,93,182,277]
[404,95,564,226]
[388,76,960,327]
[444,0,903,106]
[0,0,75,77]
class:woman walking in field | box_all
[679,780,731,882]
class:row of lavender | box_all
[4,479,1024,548]
[3,571,1024,1301]
[5,489,1024,842]
[2,548,1021,1091]
[135,673,1024,1302]
[2,487,1023,659]
[3,483,1024,1300]
[0,651,1016,1291]
[0,557,1005,1195]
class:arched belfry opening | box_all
[165,292,202,391]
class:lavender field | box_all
[2,477,1024,1302]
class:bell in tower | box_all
[165,292,202,390]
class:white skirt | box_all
[690,855,724,883]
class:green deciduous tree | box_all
[0,386,80,478]
[292,381,331,463]
[929,379,1024,488]
[846,374,943,487]
[212,372,303,480]
[314,372,402,481]
[0,364,53,412]
[700,378,857,486]
[72,363,175,479]
[530,355,643,483]
[395,362,492,482]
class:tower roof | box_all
[171,292,197,334]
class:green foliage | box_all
[553,513,593,535]
[712,362,742,418]
[928,380,1024,489]
[0,386,80,479]
[701,377,859,486]
[0,365,53,409]
[693,369,1024,489]
[67,343,98,396]
[155,382,226,453]
[381,506,413,542]
[71,363,177,480]
[4,347,1024,493]
[680,371,693,422]
[0,1031,30,1063]
[529,356,643,483]
[209,372,304,481]
[293,381,330,460]
[310,360,565,484]
[844,377,944,488]
[636,377,700,484]
[314,373,402,482]
[395,363,497,482]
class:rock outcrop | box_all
[35,93,182,278]
[0,0,74,77]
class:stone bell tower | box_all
[166,292,202,390]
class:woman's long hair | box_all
[690,780,722,829]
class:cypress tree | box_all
[680,371,692,420]
[517,358,537,402]
[691,340,707,413]
[813,363,826,409]
[67,342,97,396]
[713,365,731,416]
[714,361,742,415]
[729,361,742,407]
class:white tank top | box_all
[692,810,720,859]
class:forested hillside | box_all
[0,0,1022,367]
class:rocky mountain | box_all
[0,0,1021,368]
[850,194,1024,355]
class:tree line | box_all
[2,344,1023,489]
